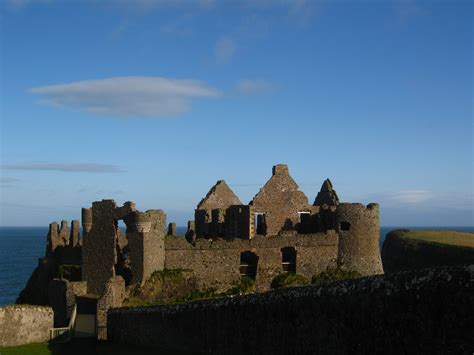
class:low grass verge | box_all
[0,339,188,355]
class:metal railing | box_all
[49,303,77,342]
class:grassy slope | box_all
[0,340,188,355]
[402,230,474,248]
[382,229,474,274]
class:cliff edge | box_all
[382,229,474,273]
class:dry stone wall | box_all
[108,265,474,355]
[0,305,53,347]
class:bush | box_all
[271,273,309,289]
[311,267,361,285]
[226,276,255,295]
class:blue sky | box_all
[0,0,472,227]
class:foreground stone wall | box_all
[0,305,53,347]
[108,265,474,354]
[165,232,338,292]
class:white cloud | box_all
[115,0,215,13]
[358,190,474,210]
[391,190,435,204]
[214,36,237,64]
[5,0,52,11]
[1,163,125,173]
[30,76,221,118]
[234,79,277,95]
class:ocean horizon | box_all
[1,225,473,307]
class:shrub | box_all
[271,273,309,289]
[175,288,218,303]
[311,267,361,285]
[226,276,255,295]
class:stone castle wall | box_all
[0,305,54,347]
[108,265,474,354]
[164,232,339,292]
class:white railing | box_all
[49,303,77,342]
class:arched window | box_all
[240,251,259,279]
[281,247,296,273]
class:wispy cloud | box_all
[214,36,237,64]
[5,0,52,11]
[30,76,221,118]
[391,190,435,204]
[1,163,125,173]
[395,0,425,25]
[115,0,215,12]
[234,79,277,95]
[358,190,473,210]
[0,177,20,188]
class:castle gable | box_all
[250,164,309,236]
[197,180,242,211]
[313,179,339,207]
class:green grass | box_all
[271,273,309,289]
[311,267,361,285]
[0,340,190,355]
[225,276,255,295]
[401,230,474,248]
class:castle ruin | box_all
[17,164,384,337]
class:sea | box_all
[1,226,473,307]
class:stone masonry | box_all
[250,164,312,237]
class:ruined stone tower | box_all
[335,203,383,275]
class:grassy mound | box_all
[123,269,198,307]
[382,229,474,274]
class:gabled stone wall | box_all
[250,164,311,237]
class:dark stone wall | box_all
[82,200,136,295]
[165,232,338,292]
[108,265,474,355]
[382,229,474,273]
[195,180,242,238]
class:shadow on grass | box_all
[48,339,193,355]
[1,339,193,355]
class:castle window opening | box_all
[117,220,127,233]
[240,251,259,279]
[340,222,351,231]
[255,213,266,235]
[281,247,296,273]
[297,211,310,222]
